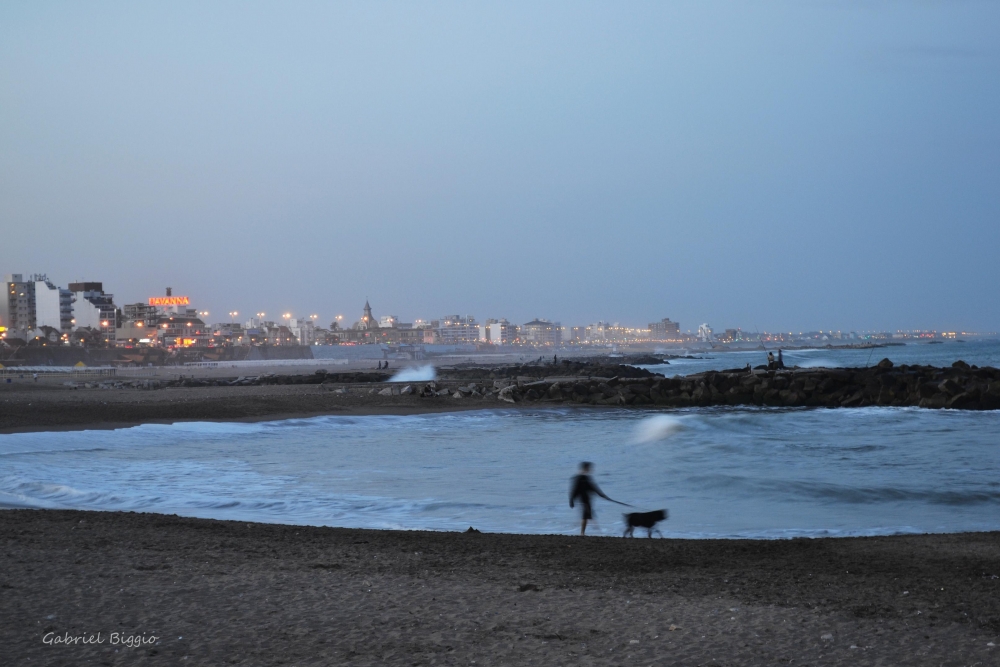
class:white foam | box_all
[634,415,685,443]
[389,364,437,382]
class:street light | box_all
[229,311,238,324]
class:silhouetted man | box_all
[777,349,785,369]
[570,461,611,536]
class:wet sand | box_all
[1,509,998,665]
[0,383,495,434]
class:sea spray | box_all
[634,415,684,443]
[389,364,436,382]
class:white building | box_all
[68,282,115,331]
[287,318,316,346]
[479,318,515,344]
[697,323,715,342]
[33,276,74,333]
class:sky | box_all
[1,1,998,333]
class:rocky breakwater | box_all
[430,359,1000,411]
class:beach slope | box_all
[2,509,998,665]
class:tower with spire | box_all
[356,299,378,331]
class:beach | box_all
[0,382,483,434]
[1,509,997,665]
[4,367,1000,665]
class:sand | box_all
[0,382,496,433]
[1,509,998,666]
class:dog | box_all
[623,509,668,538]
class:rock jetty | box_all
[413,358,999,411]
[103,358,1000,411]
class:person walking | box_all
[569,461,612,536]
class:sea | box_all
[1,340,998,539]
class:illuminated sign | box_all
[149,296,190,306]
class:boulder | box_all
[498,385,519,403]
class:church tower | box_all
[358,299,377,331]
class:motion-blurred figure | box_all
[569,461,611,536]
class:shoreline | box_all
[0,401,505,435]
[3,359,998,434]
[1,504,995,542]
[2,508,998,665]
[0,383,531,435]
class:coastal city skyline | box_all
[2,271,993,351]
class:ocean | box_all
[1,340,998,538]
[644,338,1000,377]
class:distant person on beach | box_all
[570,461,611,536]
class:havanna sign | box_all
[148,296,190,306]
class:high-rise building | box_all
[33,275,74,334]
[435,315,479,344]
[2,274,36,338]
[585,321,629,342]
[648,318,681,340]
[521,319,562,346]
[68,281,117,344]
[479,318,515,344]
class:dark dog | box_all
[623,509,668,538]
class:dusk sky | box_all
[2,2,998,333]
